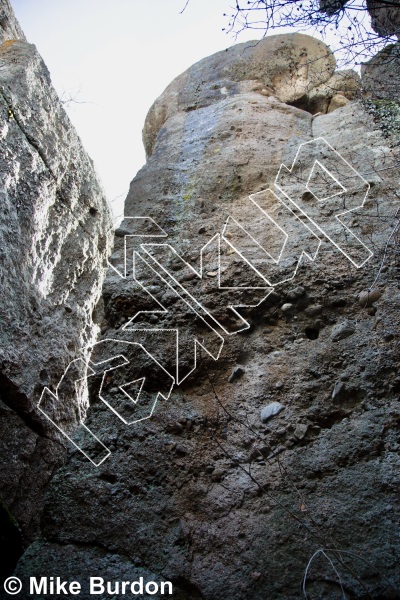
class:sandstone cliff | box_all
[10,30,400,600]
[0,0,113,580]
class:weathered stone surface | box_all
[0,38,112,549]
[8,27,400,600]
[15,542,186,600]
[0,0,25,45]
[143,33,336,157]
[305,69,361,114]
[361,42,400,100]
[116,91,313,273]
[367,0,400,38]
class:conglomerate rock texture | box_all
[0,4,113,580]
[11,32,400,600]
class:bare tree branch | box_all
[222,0,400,66]
[180,0,191,14]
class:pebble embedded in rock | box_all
[330,320,355,341]
[228,366,245,383]
[211,468,226,482]
[286,286,305,301]
[313,319,325,330]
[260,402,284,423]
[114,227,130,238]
[294,424,308,440]
[175,444,189,456]
[304,304,323,317]
[281,303,293,313]
[180,272,196,282]
[332,380,346,401]
[358,288,382,307]
[171,422,184,434]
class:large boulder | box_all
[320,0,400,39]
[143,33,336,157]
[306,69,361,114]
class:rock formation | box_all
[6,26,400,600]
[320,0,400,39]
[321,0,400,102]
[0,0,25,45]
[0,0,113,581]
[366,0,400,39]
[362,43,400,100]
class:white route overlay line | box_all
[93,338,174,424]
[125,251,225,384]
[275,137,373,268]
[306,160,346,200]
[106,223,226,386]
[39,137,375,464]
[38,357,110,467]
[141,233,273,337]
[107,216,168,279]
[38,340,175,466]
[222,188,322,287]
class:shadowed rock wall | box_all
[11,33,400,600]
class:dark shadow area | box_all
[305,327,320,340]
[0,502,23,584]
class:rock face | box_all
[320,0,400,40]
[366,0,400,38]
[362,43,400,100]
[8,30,400,600]
[0,12,113,578]
[143,33,339,158]
[0,0,25,45]
[320,0,400,102]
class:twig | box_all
[369,206,400,290]
[180,0,190,14]
[302,548,346,599]
[202,368,375,598]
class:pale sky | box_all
[12,1,375,220]
[12,0,271,219]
